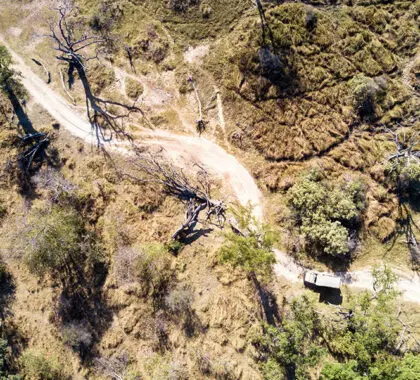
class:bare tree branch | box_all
[47,0,146,145]
[122,148,226,241]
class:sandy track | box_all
[3,41,263,219]
[4,41,420,303]
[273,249,420,303]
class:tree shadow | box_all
[180,228,213,245]
[54,262,113,363]
[0,270,16,321]
[183,308,205,338]
[0,267,26,374]
[389,201,420,271]
[6,89,37,136]
[251,275,281,326]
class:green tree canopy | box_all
[0,46,25,98]
[287,170,366,256]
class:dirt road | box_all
[5,41,420,303]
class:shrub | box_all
[349,74,383,120]
[399,163,420,197]
[165,285,194,316]
[113,246,141,285]
[135,244,172,296]
[125,78,144,100]
[302,218,350,256]
[0,45,26,99]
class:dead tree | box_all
[47,1,144,145]
[123,149,226,241]
[387,128,420,169]
[188,74,207,135]
[254,0,277,52]
[31,58,51,84]
[94,353,129,380]
[18,132,50,173]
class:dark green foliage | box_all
[253,295,325,379]
[321,354,420,380]
[0,46,26,99]
[287,170,366,256]
[0,47,13,93]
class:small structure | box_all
[304,271,342,289]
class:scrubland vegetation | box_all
[0,0,419,378]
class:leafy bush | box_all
[218,205,275,279]
[349,74,385,120]
[287,171,366,256]
[12,203,104,284]
[253,294,325,380]
[17,205,83,280]
[0,45,26,99]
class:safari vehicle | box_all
[304,271,342,289]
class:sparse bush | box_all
[164,239,184,255]
[132,26,170,64]
[89,0,124,33]
[125,78,144,100]
[15,205,83,280]
[113,244,172,297]
[113,246,141,286]
[89,62,116,95]
[165,285,194,316]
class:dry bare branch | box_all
[122,149,226,241]
[47,0,145,145]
